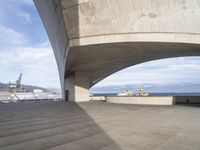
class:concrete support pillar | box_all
[64,71,89,102]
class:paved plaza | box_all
[0,101,200,150]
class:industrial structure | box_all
[34,0,200,101]
[0,73,62,103]
[6,73,23,93]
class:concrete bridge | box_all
[34,0,200,101]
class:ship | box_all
[117,90,134,96]
[139,84,149,96]
[117,84,149,97]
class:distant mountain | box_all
[21,84,49,92]
[0,82,49,92]
[47,88,61,94]
[90,83,200,93]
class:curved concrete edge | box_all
[106,96,176,105]
[69,32,200,47]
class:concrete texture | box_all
[106,96,175,105]
[90,96,106,101]
[0,101,200,150]
[64,71,90,102]
[175,96,200,104]
[34,0,200,101]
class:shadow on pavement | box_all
[176,103,200,108]
[0,101,121,150]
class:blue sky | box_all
[0,0,60,88]
[0,0,200,90]
[95,57,200,87]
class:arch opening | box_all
[90,56,200,96]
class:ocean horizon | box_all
[93,92,200,96]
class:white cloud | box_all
[0,0,60,89]
[0,45,60,88]
[20,0,34,6]
[0,25,27,49]
[0,11,58,88]
[0,0,33,24]
[95,57,200,87]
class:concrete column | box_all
[64,71,89,102]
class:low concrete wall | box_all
[106,96,175,105]
[175,96,200,104]
[89,96,106,101]
[90,96,200,105]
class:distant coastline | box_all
[93,93,200,96]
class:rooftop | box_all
[0,101,200,150]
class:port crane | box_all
[16,73,22,92]
[7,73,23,93]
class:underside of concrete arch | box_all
[34,0,200,101]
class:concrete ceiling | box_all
[66,42,200,87]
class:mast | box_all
[16,73,22,92]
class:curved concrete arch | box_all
[69,32,200,47]
[67,41,200,86]
[34,0,200,101]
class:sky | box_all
[95,57,200,87]
[0,0,60,88]
[0,0,200,91]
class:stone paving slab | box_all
[0,101,200,150]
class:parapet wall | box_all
[89,96,200,105]
[106,96,175,105]
[175,96,200,104]
[89,96,106,101]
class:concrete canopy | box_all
[34,0,200,101]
